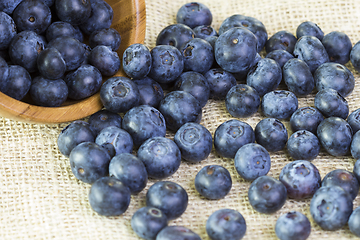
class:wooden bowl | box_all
[0,0,146,124]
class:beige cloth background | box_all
[1,0,360,239]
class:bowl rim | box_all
[0,0,146,124]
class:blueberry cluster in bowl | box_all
[0,0,121,107]
[57,1,360,239]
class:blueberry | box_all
[279,160,321,199]
[156,23,195,50]
[234,143,271,181]
[0,12,17,51]
[289,107,324,134]
[57,120,95,157]
[203,68,236,100]
[99,76,140,113]
[296,21,324,40]
[322,31,352,64]
[109,153,147,194]
[0,56,8,92]
[148,45,184,84]
[89,45,120,76]
[194,165,232,200]
[322,169,359,200]
[314,88,349,119]
[218,14,267,53]
[206,209,246,240]
[37,48,66,80]
[354,159,360,182]
[261,90,298,119]
[158,90,202,131]
[275,211,311,240]
[30,76,68,107]
[317,117,352,156]
[88,109,122,135]
[248,175,287,214]
[173,71,210,108]
[225,84,260,118]
[347,108,360,134]
[265,30,297,54]
[45,21,78,42]
[265,49,294,68]
[215,27,257,73]
[95,126,133,155]
[89,28,121,51]
[351,131,360,160]
[174,122,212,163]
[310,186,352,231]
[255,118,288,152]
[88,176,131,216]
[79,0,113,35]
[55,0,91,25]
[181,38,214,73]
[133,77,164,108]
[122,43,151,79]
[246,58,282,97]
[131,207,168,240]
[293,35,329,73]
[349,206,360,237]
[1,65,32,100]
[282,58,315,96]
[286,130,320,161]
[137,137,181,179]
[176,2,212,29]
[146,181,188,220]
[214,119,255,159]
[205,36,218,50]
[350,40,360,73]
[314,62,354,97]
[156,226,201,240]
[69,142,111,183]
[12,0,51,34]
[122,105,166,147]
[0,0,23,15]
[193,25,218,39]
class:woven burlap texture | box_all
[1,0,360,239]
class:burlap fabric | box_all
[1,0,360,239]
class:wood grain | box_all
[0,0,146,124]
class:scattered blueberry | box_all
[156,226,201,240]
[133,77,164,108]
[204,68,237,100]
[193,25,218,39]
[176,2,212,29]
[225,84,260,118]
[314,88,349,119]
[122,43,152,79]
[349,206,360,237]
[296,21,324,40]
[286,130,320,161]
[322,169,359,200]
[265,49,294,68]
[88,109,122,135]
[351,130,360,160]
[181,38,214,73]
[289,106,324,134]
[322,31,352,64]
[353,159,360,183]
[156,23,195,50]
[265,30,297,54]
[350,40,360,73]
[275,211,311,240]
[347,108,360,134]
[95,126,133,156]
[254,118,288,152]
[261,90,298,119]
[88,45,120,76]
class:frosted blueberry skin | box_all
[349,206,360,237]
[30,76,68,107]
[1,65,32,101]
[122,105,166,147]
[234,143,271,181]
[95,126,133,156]
[275,211,311,240]
[174,122,212,163]
[122,43,151,79]
[137,137,181,179]
[255,118,288,152]
[181,38,214,74]
[88,176,131,216]
[88,110,122,135]
[176,2,212,29]
[193,25,218,39]
[195,165,232,200]
[89,28,121,51]
[206,209,246,240]
[0,0,23,15]
[156,226,201,240]
[265,49,294,68]
[9,30,46,73]
[0,56,8,92]
[286,130,320,161]
[248,175,287,214]
[322,31,352,64]
[351,131,360,160]
[265,30,297,54]
[290,107,324,135]
[350,41,360,73]
[215,27,257,73]
[317,117,352,156]
[148,45,184,84]
[0,12,17,50]
[261,90,298,120]
[109,153,147,194]
[314,62,354,97]
[131,207,168,240]
[214,119,255,159]
[310,186,353,231]
[279,160,321,199]
[37,47,66,80]
[314,88,349,119]
[100,76,140,113]
[88,45,120,76]
[296,21,324,40]
[55,0,91,26]
[321,169,359,200]
[219,14,268,53]
[173,71,210,108]
[156,23,195,50]
[146,181,188,220]
[347,108,360,134]
[79,0,113,35]
[45,21,78,42]
[225,84,260,118]
[246,58,282,97]
[133,77,164,108]
[158,91,202,131]
[205,36,218,50]
[354,159,360,183]
[69,142,111,183]
[283,58,315,96]
[204,68,236,100]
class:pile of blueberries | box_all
[56,1,360,240]
[0,0,121,106]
